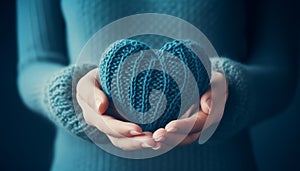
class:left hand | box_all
[152,71,228,150]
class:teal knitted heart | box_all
[99,39,210,132]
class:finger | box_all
[156,131,200,147]
[108,132,156,151]
[76,68,108,113]
[76,68,98,101]
[76,93,143,138]
[158,132,186,146]
[200,89,211,114]
[165,111,207,134]
[153,128,188,147]
[211,71,228,99]
[152,142,173,151]
[153,128,167,142]
[94,114,143,138]
[93,87,109,114]
[153,131,200,148]
[76,69,145,138]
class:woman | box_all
[17,0,297,170]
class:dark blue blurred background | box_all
[1,1,299,171]
[1,1,55,170]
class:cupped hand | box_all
[152,71,228,150]
[76,68,156,151]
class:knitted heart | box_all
[99,39,210,132]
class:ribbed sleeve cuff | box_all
[43,64,97,139]
[207,57,249,143]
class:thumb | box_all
[77,68,109,114]
[200,90,211,114]
[94,86,109,114]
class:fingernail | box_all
[207,99,211,113]
[207,99,211,108]
[130,130,142,136]
[154,136,165,142]
[166,127,177,133]
[95,99,101,110]
[152,143,161,150]
[141,143,154,148]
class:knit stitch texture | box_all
[44,64,96,139]
[99,39,210,131]
[17,0,270,170]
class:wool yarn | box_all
[99,39,210,132]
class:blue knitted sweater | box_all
[17,0,295,171]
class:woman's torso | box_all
[61,0,247,63]
[51,0,255,171]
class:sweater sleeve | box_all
[205,0,298,143]
[17,0,93,138]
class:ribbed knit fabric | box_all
[207,57,249,143]
[99,39,210,131]
[44,64,96,138]
[17,0,294,171]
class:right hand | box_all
[76,68,157,151]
